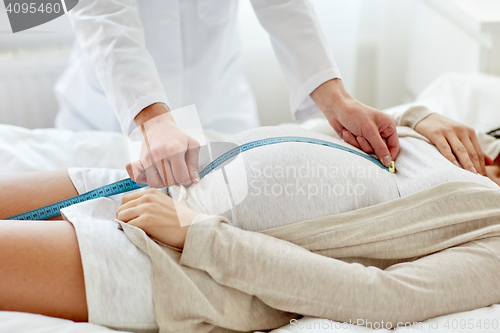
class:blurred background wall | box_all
[1,0,499,129]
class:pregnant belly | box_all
[179,127,401,232]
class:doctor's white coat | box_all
[55,0,341,135]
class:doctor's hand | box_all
[116,189,197,249]
[311,79,399,167]
[128,103,201,188]
[414,113,491,176]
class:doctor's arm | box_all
[67,0,199,186]
[310,79,399,167]
[251,0,398,167]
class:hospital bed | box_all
[1,72,500,332]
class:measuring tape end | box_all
[389,161,396,173]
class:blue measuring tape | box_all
[7,178,148,221]
[199,136,393,178]
[6,136,394,220]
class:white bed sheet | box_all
[0,311,120,333]
[1,72,500,333]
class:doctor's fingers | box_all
[153,159,176,187]
[342,129,363,150]
[126,161,147,184]
[169,154,192,186]
[144,162,168,188]
[363,124,396,167]
[384,127,400,162]
[355,133,400,168]
[186,138,201,183]
[354,135,374,153]
[328,118,347,141]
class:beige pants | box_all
[122,181,500,333]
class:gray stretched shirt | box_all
[169,126,497,231]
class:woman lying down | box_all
[1,107,500,333]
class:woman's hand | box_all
[414,113,491,176]
[116,189,199,249]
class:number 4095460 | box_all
[5,2,62,14]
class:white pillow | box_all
[414,72,500,133]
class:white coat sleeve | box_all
[251,0,342,122]
[67,0,170,135]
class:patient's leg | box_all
[0,171,78,220]
[0,220,87,321]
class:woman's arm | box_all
[116,189,198,249]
